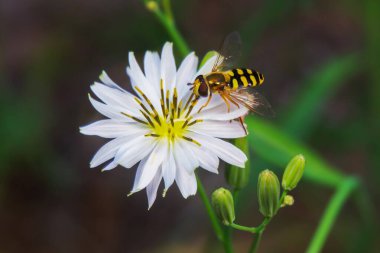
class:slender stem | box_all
[306,177,358,253]
[224,189,239,252]
[162,0,173,21]
[196,174,224,242]
[248,231,263,253]
[280,190,288,204]
[143,0,190,57]
[224,228,234,253]
[230,223,257,233]
[248,218,270,253]
[230,217,271,234]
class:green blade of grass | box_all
[246,116,345,187]
[279,53,360,139]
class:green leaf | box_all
[280,53,360,138]
[246,116,345,187]
[200,51,217,68]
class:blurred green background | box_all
[1,0,379,252]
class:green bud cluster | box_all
[211,188,235,225]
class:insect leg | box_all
[238,116,248,135]
[224,93,240,108]
[224,93,248,134]
[197,92,213,113]
[219,93,231,113]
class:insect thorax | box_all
[205,72,228,87]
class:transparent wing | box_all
[212,31,242,72]
[228,87,275,117]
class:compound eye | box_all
[198,82,209,97]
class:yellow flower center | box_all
[122,81,202,146]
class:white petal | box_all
[132,142,166,192]
[188,132,247,168]
[194,55,217,77]
[189,120,246,139]
[144,51,161,96]
[99,71,126,92]
[194,104,249,121]
[175,168,197,198]
[80,120,148,138]
[89,136,129,168]
[127,52,161,111]
[88,95,131,121]
[173,140,199,173]
[90,82,139,115]
[146,168,162,209]
[162,148,176,190]
[176,52,198,100]
[160,42,176,93]
[115,135,156,168]
[191,146,219,174]
[102,160,118,171]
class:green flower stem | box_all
[162,0,173,22]
[230,217,271,234]
[247,218,271,253]
[306,177,358,253]
[143,0,190,57]
[224,189,239,253]
[224,228,234,253]
[248,231,263,253]
[195,174,224,242]
[280,190,288,205]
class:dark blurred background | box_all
[1,0,379,252]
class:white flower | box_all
[80,42,249,208]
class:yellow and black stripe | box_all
[227,68,264,89]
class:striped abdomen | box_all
[226,68,264,90]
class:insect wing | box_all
[212,32,242,72]
[229,87,275,117]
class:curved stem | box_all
[196,174,224,242]
[306,177,358,253]
[230,217,271,234]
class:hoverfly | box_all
[189,32,274,133]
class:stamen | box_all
[165,89,170,117]
[140,110,155,128]
[181,116,193,129]
[177,100,183,117]
[183,93,194,112]
[187,119,203,127]
[173,88,178,115]
[145,133,160,137]
[185,97,199,118]
[182,136,201,146]
[121,112,148,125]
[153,114,161,126]
[134,97,151,116]
[135,86,159,116]
[160,80,166,116]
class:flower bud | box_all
[282,154,305,191]
[258,170,280,217]
[281,195,294,207]
[145,1,158,11]
[211,188,235,225]
[225,138,250,190]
